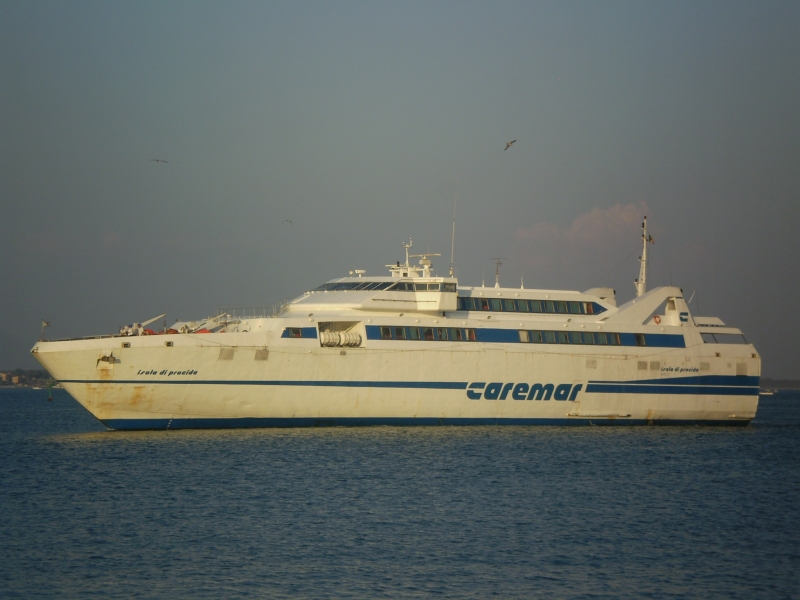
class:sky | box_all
[2,1,799,377]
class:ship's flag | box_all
[647,235,654,244]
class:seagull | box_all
[282,219,293,226]
[504,140,516,151]
[150,159,169,163]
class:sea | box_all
[1,388,798,599]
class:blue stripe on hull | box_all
[589,375,760,387]
[101,417,752,431]
[61,379,468,389]
[585,383,759,396]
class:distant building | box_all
[11,376,20,384]
[0,373,8,382]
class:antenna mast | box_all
[449,190,457,277]
[492,258,504,288]
[635,217,651,297]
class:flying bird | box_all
[504,140,516,151]
[282,219,293,226]
[150,159,169,163]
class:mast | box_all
[449,191,457,277]
[635,217,650,297]
[492,258,504,288]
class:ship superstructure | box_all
[32,226,760,429]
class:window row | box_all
[457,297,604,315]
[379,326,477,342]
[312,281,458,293]
[313,281,394,292]
[517,330,627,346]
[387,282,457,292]
[700,333,748,345]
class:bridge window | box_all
[443,283,457,293]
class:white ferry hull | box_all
[33,332,759,429]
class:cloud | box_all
[511,202,650,286]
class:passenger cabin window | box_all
[394,327,406,340]
[409,327,420,340]
[635,333,646,346]
[288,328,302,338]
[443,283,457,293]
[380,327,392,340]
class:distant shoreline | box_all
[760,379,800,391]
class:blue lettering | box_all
[512,383,529,400]
[484,382,502,400]
[467,382,486,400]
[554,384,572,401]
[467,382,581,401]
[528,383,554,401]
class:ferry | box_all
[31,218,760,429]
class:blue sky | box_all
[2,1,798,377]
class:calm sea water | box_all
[1,389,798,599]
